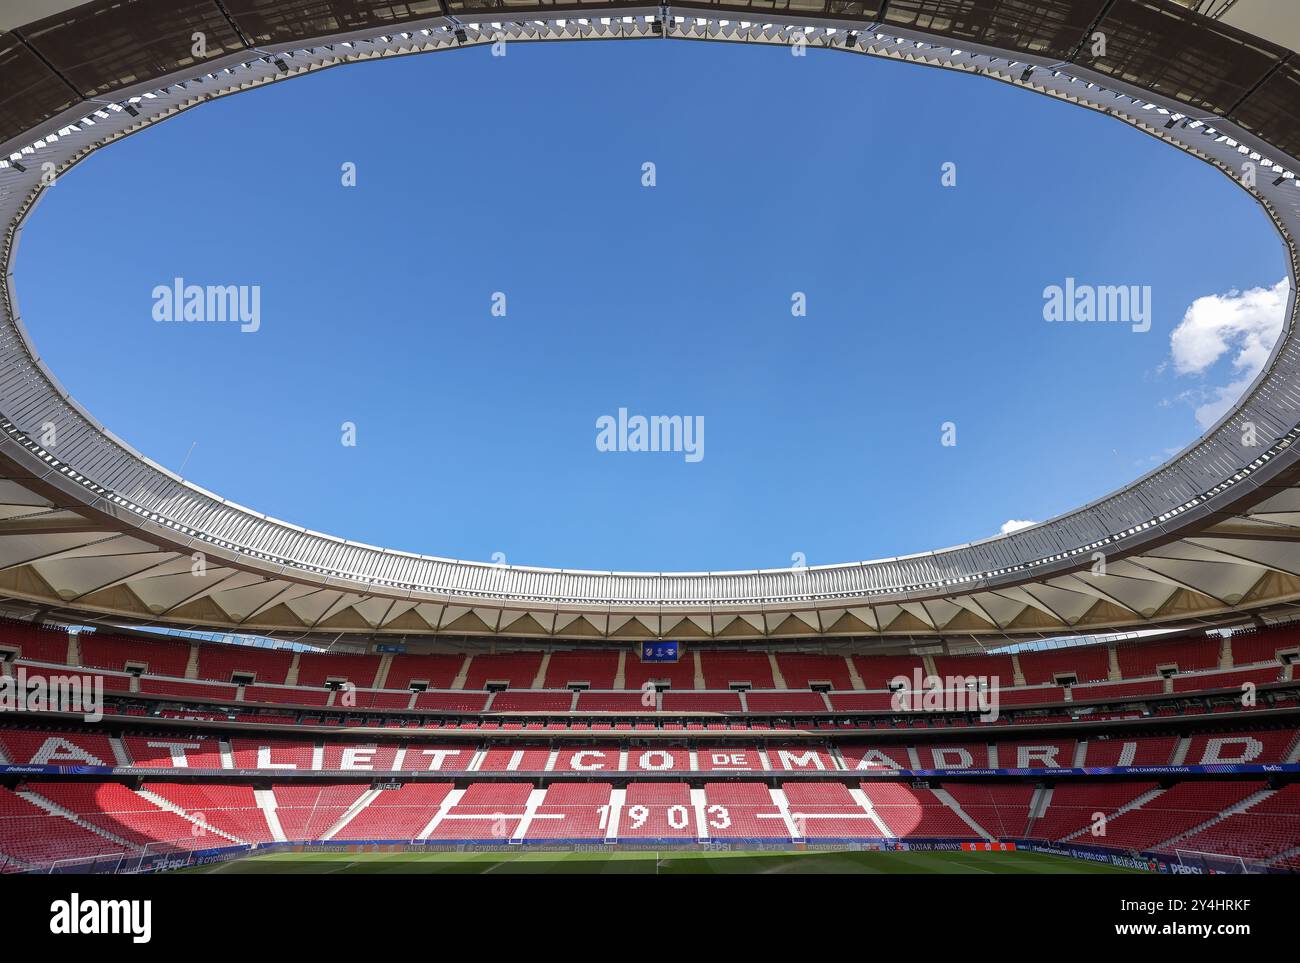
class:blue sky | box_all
[14,40,1288,572]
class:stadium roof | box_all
[1,1,1300,648]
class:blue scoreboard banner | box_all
[640,641,680,663]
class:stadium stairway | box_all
[1058,786,1164,843]
[1023,785,1052,838]
[1152,786,1282,855]
[133,788,246,846]
[1287,734,1300,763]
[416,788,465,839]
[254,789,287,842]
[1265,844,1300,871]
[690,787,709,841]
[930,788,995,841]
[510,788,550,843]
[766,787,803,839]
[1169,735,1192,765]
[18,789,142,854]
[846,787,893,837]
[321,789,383,841]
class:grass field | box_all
[180,849,1139,875]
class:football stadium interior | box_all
[1,0,1300,883]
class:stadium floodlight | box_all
[1020,66,1034,82]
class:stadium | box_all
[0,0,1298,909]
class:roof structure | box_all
[1,1,1300,647]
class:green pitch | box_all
[179,849,1138,875]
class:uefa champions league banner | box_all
[5,762,1299,776]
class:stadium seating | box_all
[622,654,697,691]
[462,654,543,690]
[427,782,532,841]
[295,652,381,688]
[1073,782,1264,853]
[0,786,129,868]
[0,729,118,767]
[746,691,829,713]
[933,653,1016,683]
[1228,625,1300,667]
[696,746,767,772]
[851,654,924,689]
[1017,644,1110,685]
[945,783,1034,837]
[660,692,741,712]
[413,692,489,712]
[272,785,368,841]
[230,738,315,770]
[332,783,453,841]
[490,691,574,712]
[123,734,223,769]
[1029,782,1159,842]
[243,685,331,707]
[699,652,774,689]
[383,654,464,691]
[839,743,911,771]
[350,689,416,709]
[774,654,853,690]
[1,620,1299,870]
[319,742,403,771]
[543,651,619,689]
[1079,735,1177,767]
[1116,636,1220,677]
[861,783,978,837]
[136,678,237,702]
[1,770,1296,863]
[767,744,838,771]
[0,622,69,665]
[144,783,275,844]
[1000,686,1067,707]
[522,783,612,840]
[29,782,209,851]
[1163,784,1300,864]
[827,692,896,711]
[619,782,696,839]
[78,633,191,678]
[1171,666,1283,692]
[195,643,294,684]
[1183,728,1298,766]
[477,747,552,772]
[576,692,649,712]
[995,739,1078,769]
[1071,679,1165,702]
[3,622,1295,724]
[781,782,879,838]
[701,783,786,839]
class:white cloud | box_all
[1191,373,1258,430]
[1000,519,1037,535]
[1168,279,1289,427]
